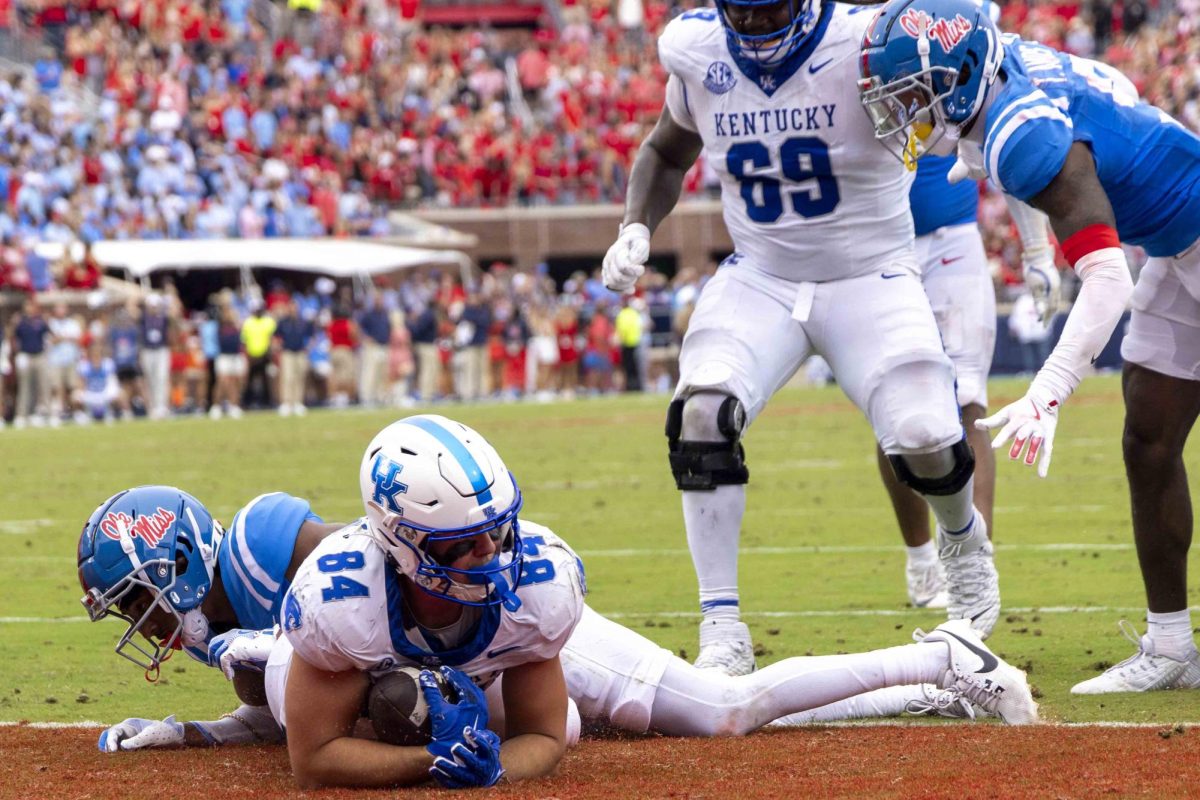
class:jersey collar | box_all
[384,567,502,667]
[728,0,835,98]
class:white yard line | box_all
[0,519,56,535]
[5,604,1196,625]
[3,541,1134,565]
[2,719,1196,730]
[572,543,1131,557]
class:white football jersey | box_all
[660,3,915,281]
[280,518,586,689]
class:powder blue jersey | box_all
[983,35,1200,258]
[218,492,321,630]
[181,492,321,665]
[910,154,977,236]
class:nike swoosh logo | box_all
[1033,405,1041,421]
[945,631,999,673]
[940,256,964,266]
[808,58,834,75]
[881,272,906,280]
[487,645,522,659]
[1090,353,1100,365]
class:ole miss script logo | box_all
[898,9,973,53]
[99,508,176,548]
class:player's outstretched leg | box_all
[767,683,982,725]
[647,618,1036,734]
[667,390,755,676]
[1073,362,1200,693]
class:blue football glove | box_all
[97,715,185,753]
[428,726,505,789]
[420,666,489,744]
[206,628,275,680]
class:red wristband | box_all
[1061,224,1120,266]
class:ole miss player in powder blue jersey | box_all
[79,488,343,751]
[862,0,1200,694]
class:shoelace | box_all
[904,688,977,721]
[940,546,994,606]
[911,627,1003,714]
[909,561,942,591]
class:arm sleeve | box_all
[1029,248,1133,405]
[1004,195,1053,262]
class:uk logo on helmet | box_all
[370,454,409,514]
[98,508,176,548]
[898,9,973,53]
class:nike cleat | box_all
[1071,621,1200,694]
[938,514,1000,638]
[694,618,756,676]
[920,619,1038,725]
[907,558,949,609]
[903,683,984,720]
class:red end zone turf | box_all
[4,724,1198,799]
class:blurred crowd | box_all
[0,0,1190,290]
[0,260,706,426]
[0,0,1197,424]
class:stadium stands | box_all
[0,0,1196,424]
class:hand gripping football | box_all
[368,667,455,747]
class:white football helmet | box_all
[360,414,524,608]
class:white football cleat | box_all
[1071,621,1200,694]
[907,558,949,609]
[694,618,756,676]
[938,514,1000,638]
[903,683,984,720]
[920,619,1038,725]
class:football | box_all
[367,667,454,747]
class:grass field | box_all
[2,372,1198,730]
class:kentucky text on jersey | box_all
[712,104,837,137]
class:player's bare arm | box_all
[496,656,570,781]
[284,519,345,582]
[284,652,434,789]
[623,106,704,232]
[1026,142,1118,240]
[604,106,703,292]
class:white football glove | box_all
[974,387,1060,478]
[98,715,185,753]
[207,627,277,681]
[602,223,650,293]
[1022,254,1061,326]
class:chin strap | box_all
[180,608,210,647]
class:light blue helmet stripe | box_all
[403,417,494,504]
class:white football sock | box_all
[906,540,938,567]
[1146,609,1196,660]
[683,485,745,622]
[924,478,976,536]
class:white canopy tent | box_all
[95,237,470,283]
[34,238,473,296]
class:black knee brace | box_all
[665,396,750,490]
[887,437,975,497]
